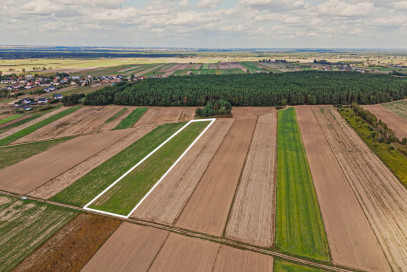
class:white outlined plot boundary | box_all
[83,118,216,218]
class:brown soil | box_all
[0,196,10,205]
[82,223,169,272]
[132,119,234,224]
[232,107,274,118]
[212,245,274,272]
[297,106,390,272]
[12,213,120,272]
[225,113,277,248]
[15,106,124,143]
[0,115,29,130]
[163,63,189,77]
[29,126,156,199]
[149,233,219,272]
[175,117,256,236]
[100,106,138,131]
[135,107,196,126]
[313,106,407,271]
[0,107,67,140]
[362,104,407,139]
[0,129,134,195]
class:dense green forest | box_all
[84,72,407,106]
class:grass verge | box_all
[275,107,330,261]
[51,122,185,207]
[340,108,407,186]
[89,121,209,215]
[0,106,81,146]
[0,194,77,272]
[113,107,148,130]
[0,115,23,125]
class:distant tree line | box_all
[84,71,407,107]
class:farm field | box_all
[87,121,210,216]
[0,114,23,125]
[135,107,196,126]
[362,104,407,139]
[0,115,29,130]
[0,195,76,272]
[113,107,148,130]
[296,106,390,271]
[314,106,407,271]
[275,107,329,261]
[382,100,407,119]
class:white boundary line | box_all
[83,118,216,218]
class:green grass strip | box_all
[275,107,330,261]
[0,115,23,125]
[113,107,148,130]
[340,108,407,186]
[51,122,185,207]
[89,121,209,215]
[0,106,81,146]
[0,109,57,135]
[105,108,128,123]
[0,194,77,272]
[0,138,70,169]
[274,260,324,272]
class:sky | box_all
[1,0,407,49]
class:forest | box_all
[84,71,407,106]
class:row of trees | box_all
[196,100,232,117]
[84,72,407,107]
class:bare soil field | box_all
[15,106,124,143]
[0,107,66,140]
[100,106,137,131]
[13,213,121,272]
[297,106,390,272]
[82,223,169,272]
[132,119,234,224]
[175,117,256,236]
[313,106,407,271]
[163,63,189,77]
[149,233,219,272]
[232,107,274,117]
[135,107,196,126]
[225,113,277,248]
[209,63,218,69]
[0,129,134,195]
[362,104,407,139]
[212,246,274,272]
[29,126,156,199]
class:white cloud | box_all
[317,0,375,16]
[239,0,308,11]
[197,0,222,8]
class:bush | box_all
[196,99,232,117]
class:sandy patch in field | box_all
[175,117,256,236]
[0,196,10,205]
[135,107,196,126]
[297,106,390,272]
[132,119,234,224]
[0,129,134,195]
[225,113,277,248]
[232,107,275,117]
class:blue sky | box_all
[1,0,406,48]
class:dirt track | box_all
[15,106,123,143]
[175,117,256,236]
[135,107,196,126]
[297,106,390,272]
[314,106,407,271]
[0,129,134,195]
[225,113,277,248]
[82,223,169,272]
[362,104,407,139]
[232,107,274,118]
[132,119,234,224]
[29,126,156,199]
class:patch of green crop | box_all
[382,100,407,119]
[105,108,128,123]
[113,107,148,130]
[274,260,324,272]
[0,114,23,125]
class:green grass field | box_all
[274,260,324,272]
[340,108,407,187]
[0,115,23,125]
[0,106,81,146]
[51,122,186,207]
[90,121,209,215]
[105,108,128,123]
[0,195,77,272]
[382,100,407,119]
[275,107,330,261]
[240,62,262,73]
[113,107,148,130]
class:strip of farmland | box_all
[132,119,234,224]
[51,122,185,206]
[0,195,76,272]
[313,106,407,271]
[113,107,148,130]
[88,121,210,216]
[382,100,407,119]
[296,106,390,272]
[175,117,256,236]
[361,104,407,139]
[135,107,196,126]
[274,260,324,272]
[0,129,134,195]
[275,107,330,261]
[225,113,277,248]
[13,213,121,272]
[29,126,156,199]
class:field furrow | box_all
[382,100,407,119]
[135,107,196,126]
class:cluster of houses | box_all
[11,93,63,111]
